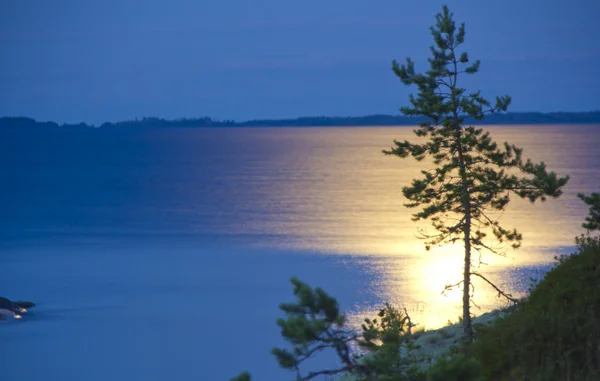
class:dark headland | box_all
[1,111,600,130]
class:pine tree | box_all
[578,190,600,232]
[231,278,421,381]
[383,5,569,344]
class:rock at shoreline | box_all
[0,297,35,319]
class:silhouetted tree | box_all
[578,190,600,232]
[383,5,569,345]
[231,278,422,381]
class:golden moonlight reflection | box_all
[344,245,525,329]
[240,125,599,329]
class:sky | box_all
[1,0,599,124]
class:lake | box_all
[1,125,599,380]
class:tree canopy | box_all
[384,5,569,343]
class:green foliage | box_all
[578,190,600,231]
[232,279,429,381]
[385,4,568,258]
[271,277,357,379]
[427,354,484,381]
[357,303,426,381]
[384,5,569,342]
[359,303,410,350]
[230,371,252,381]
[473,239,600,381]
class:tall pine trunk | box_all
[451,51,474,344]
[462,212,473,345]
[456,131,474,345]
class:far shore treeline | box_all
[2,111,600,130]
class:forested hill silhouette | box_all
[2,111,600,129]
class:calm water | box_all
[1,125,599,380]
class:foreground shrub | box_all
[232,278,424,381]
[473,237,600,381]
[427,354,484,381]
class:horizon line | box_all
[2,110,600,127]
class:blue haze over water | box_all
[1,125,599,380]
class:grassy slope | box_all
[473,238,600,381]
[338,237,600,381]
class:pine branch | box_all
[470,271,519,303]
[471,237,507,257]
[441,280,464,296]
[301,365,363,381]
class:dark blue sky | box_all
[1,0,599,124]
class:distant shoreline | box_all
[1,111,600,130]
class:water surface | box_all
[1,125,598,380]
